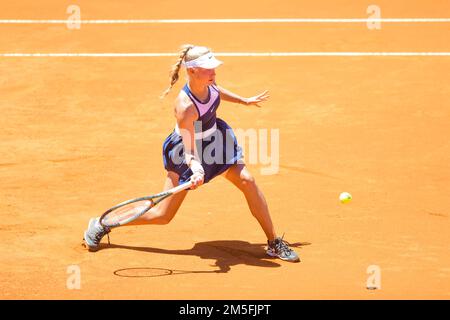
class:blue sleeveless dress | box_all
[162,83,243,184]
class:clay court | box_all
[1,0,449,299]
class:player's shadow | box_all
[105,240,310,275]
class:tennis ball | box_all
[339,192,352,204]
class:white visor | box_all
[183,52,223,69]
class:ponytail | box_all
[160,44,194,98]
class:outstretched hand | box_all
[244,90,270,108]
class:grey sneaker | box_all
[83,218,111,251]
[266,236,300,262]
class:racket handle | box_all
[171,180,194,194]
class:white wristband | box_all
[189,159,204,175]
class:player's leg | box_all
[84,171,187,251]
[223,162,276,241]
[126,171,188,225]
[223,162,300,262]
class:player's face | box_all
[189,67,216,85]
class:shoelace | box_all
[94,226,111,245]
[273,234,293,256]
[275,239,293,255]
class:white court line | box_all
[2,52,450,57]
[1,18,450,24]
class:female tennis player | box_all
[84,45,299,262]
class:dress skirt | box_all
[162,118,243,184]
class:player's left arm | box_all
[215,85,269,108]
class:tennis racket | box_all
[99,181,193,228]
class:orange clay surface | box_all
[1,0,449,299]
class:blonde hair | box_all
[160,44,211,98]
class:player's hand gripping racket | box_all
[99,181,193,228]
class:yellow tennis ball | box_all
[339,192,352,203]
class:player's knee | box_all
[157,217,173,225]
[153,208,175,225]
[154,214,174,225]
[240,172,256,189]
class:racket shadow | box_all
[106,240,311,276]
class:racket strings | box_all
[102,199,153,228]
[100,182,191,228]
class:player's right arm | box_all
[174,93,204,189]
